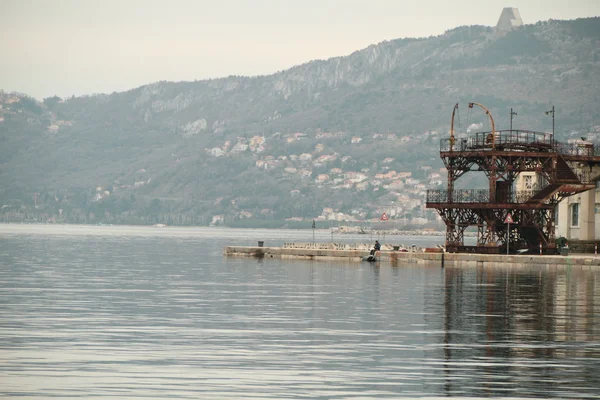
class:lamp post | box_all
[545,105,555,146]
[510,108,517,132]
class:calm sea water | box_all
[1,224,599,399]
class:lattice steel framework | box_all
[426,106,600,254]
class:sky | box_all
[1,0,599,99]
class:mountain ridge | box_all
[1,17,599,227]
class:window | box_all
[571,203,579,227]
[524,175,533,190]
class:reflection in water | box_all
[0,226,599,399]
[440,267,600,397]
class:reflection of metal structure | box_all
[427,104,600,254]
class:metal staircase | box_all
[525,184,562,204]
[526,154,590,204]
[555,154,579,183]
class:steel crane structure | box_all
[426,103,600,254]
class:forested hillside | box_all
[1,17,599,227]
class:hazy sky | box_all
[1,0,599,99]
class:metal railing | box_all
[473,130,553,149]
[576,169,593,184]
[440,130,600,156]
[514,189,538,203]
[440,138,470,152]
[554,142,597,157]
[427,189,489,203]
[426,187,559,204]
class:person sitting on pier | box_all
[370,240,381,256]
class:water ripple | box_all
[1,226,599,398]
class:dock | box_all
[224,243,600,268]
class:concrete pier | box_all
[224,245,600,268]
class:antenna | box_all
[545,106,555,136]
[510,108,517,131]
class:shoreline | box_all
[0,222,464,237]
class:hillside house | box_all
[230,143,248,153]
[47,124,59,133]
[299,153,312,163]
[356,182,369,191]
[385,180,404,190]
[375,171,397,180]
[210,215,224,226]
[237,211,253,219]
[316,174,330,183]
[207,147,225,157]
[345,172,367,183]
[299,169,312,179]
[249,136,265,148]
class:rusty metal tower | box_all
[426,103,600,254]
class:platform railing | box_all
[576,169,593,184]
[473,130,553,149]
[426,187,556,204]
[440,130,599,155]
[554,142,596,157]
[426,189,489,203]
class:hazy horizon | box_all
[1,0,599,100]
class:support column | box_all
[580,189,595,240]
[489,156,497,202]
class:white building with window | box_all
[555,184,600,241]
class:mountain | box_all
[1,17,599,227]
